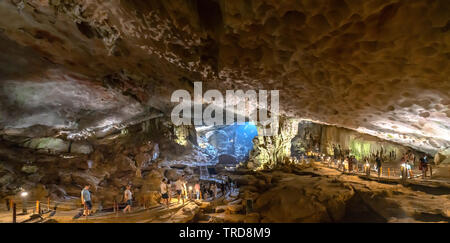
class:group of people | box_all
[400,151,432,179]
[159,175,234,207]
[80,184,133,216]
[336,155,361,173]
[324,148,433,180]
[79,173,235,215]
[399,151,415,179]
[199,180,232,200]
[361,156,383,177]
[159,175,189,207]
[419,155,432,178]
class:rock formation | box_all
[0,0,448,154]
[0,0,448,223]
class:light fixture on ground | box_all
[20,191,28,214]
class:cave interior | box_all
[0,0,449,223]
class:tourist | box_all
[175,176,185,204]
[333,145,338,160]
[208,183,213,198]
[224,180,229,194]
[400,154,408,180]
[123,185,133,213]
[220,183,225,196]
[364,157,371,176]
[194,182,200,200]
[213,183,218,198]
[348,156,353,172]
[420,155,429,179]
[342,156,349,173]
[376,156,382,178]
[405,152,414,178]
[353,156,359,173]
[167,180,172,204]
[160,178,169,207]
[81,185,92,216]
[200,183,207,199]
[181,175,188,201]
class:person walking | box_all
[81,185,92,216]
[348,156,353,172]
[201,183,207,199]
[167,180,172,204]
[175,176,185,204]
[364,157,371,176]
[376,156,382,178]
[123,185,133,213]
[220,183,225,197]
[181,175,188,202]
[194,182,200,200]
[160,178,169,207]
[213,183,218,199]
[420,155,429,179]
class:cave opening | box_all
[195,122,258,165]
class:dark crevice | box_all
[338,190,387,223]
[413,212,449,223]
[196,0,223,33]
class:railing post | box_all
[388,168,390,178]
[6,198,10,211]
[12,203,16,223]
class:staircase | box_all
[199,166,209,180]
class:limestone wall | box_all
[319,125,427,163]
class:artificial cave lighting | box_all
[0,0,448,227]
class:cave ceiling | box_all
[0,0,449,154]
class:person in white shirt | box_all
[81,185,92,216]
[160,178,169,207]
[123,185,133,213]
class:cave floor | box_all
[0,199,202,223]
[1,163,448,223]
[243,163,450,223]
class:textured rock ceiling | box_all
[0,0,449,154]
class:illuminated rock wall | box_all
[0,117,197,204]
[319,125,425,162]
[248,118,428,170]
[291,121,323,157]
[291,120,426,162]
[174,124,197,147]
[248,117,298,169]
